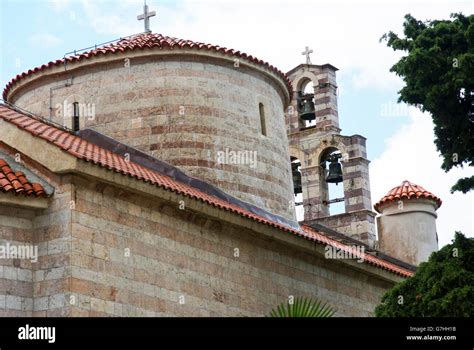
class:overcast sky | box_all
[1,0,472,247]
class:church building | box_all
[0,4,442,316]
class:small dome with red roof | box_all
[374,180,442,213]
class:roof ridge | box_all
[3,32,293,101]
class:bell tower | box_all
[286,55,376,247]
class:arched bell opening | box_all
[291,156,304,221]
[296,78,316,128]
[319,147,345,215]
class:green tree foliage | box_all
[268,297,335,317]
[375,232,474,317]
[381,13,474,193]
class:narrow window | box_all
[259,103,267,136]
[72,102,80,132]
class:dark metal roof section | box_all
[307,222,417,272]
[77,128,301,231]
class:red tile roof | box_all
[3,33,293,101]
[0,158,46,197]
[374,180,442,213]
[0,104,413,277]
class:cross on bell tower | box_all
[301,46,313,64]
[137,1,156,33]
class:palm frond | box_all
[268,297,335,317]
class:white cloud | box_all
[370,109,474,247]
[50,0,470,91]
[29,33,62,48]
[79,0,140,36]
[158,0,471,91]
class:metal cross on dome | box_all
[302,46,313,64]
[137,1,156,33]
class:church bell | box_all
[292,162,302,195]
[326,156,343,184]
[297,92,316,121]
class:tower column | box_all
[314,67,339,131]
[301,165,329,221]
[342,157,372,212]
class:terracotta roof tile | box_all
[0,104,413,277]
[0,158,46,197]
[374,180,441,213]
[3,33,293,101]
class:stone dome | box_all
[4,33,296,221]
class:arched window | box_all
[72,102,80,132]
[297,79,316,128]
[320,149,345,215]
[291,156,304,221]
[259,103,267,136]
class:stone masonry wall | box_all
[0,178,74,317]
[0,171,396,317]
[31,179,74,317]
[0,205,35,316]
[0,142,75,317]
[65,176,392,316]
